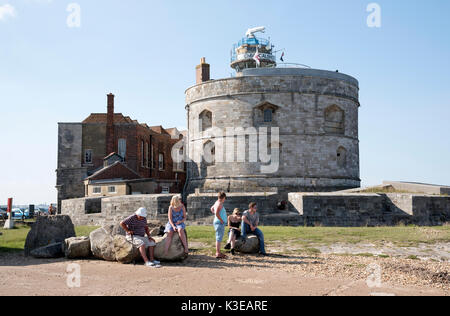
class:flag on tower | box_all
[253,49,261,67]
[280,52,285,62]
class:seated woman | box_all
[224,208,242,255]
[163,195,189,256]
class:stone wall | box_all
[101,194,176,224]
[187,192,281,220]
[61,197,105,226]
[56,123,87,211]
[383,181,450,195]
[62,192,450,227]
[289,193,450,227]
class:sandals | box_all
[215,253,227,259]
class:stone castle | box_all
[60,28,450,227]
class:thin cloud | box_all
[0,4,16,21]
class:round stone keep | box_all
[185,67,361,193]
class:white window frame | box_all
[92,186,101,195]
[108,186,116,194]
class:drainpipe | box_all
[182,104,190,204]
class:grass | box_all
[0,224,30,253]
[187,225,450,247]
[360,187,415,194]
[0,225,99,254]
[1,224,449,255]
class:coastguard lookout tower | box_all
[230,26,277,75]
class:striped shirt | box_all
[122,215,148,237]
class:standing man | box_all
[241,202,267,256]
[120,207,161,268]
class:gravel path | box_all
[0,251,448,296]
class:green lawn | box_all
[187,225,450,247]
[1,224,449,254]
[0,225,99,254]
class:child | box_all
[225,208,242,255]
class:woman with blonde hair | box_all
[164,195,189,256]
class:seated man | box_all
[120,207,161,268]
[241,202,267,256]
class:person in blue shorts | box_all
[211,192,228,259]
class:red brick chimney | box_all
[196,57,210,84]
[106,93,115,155]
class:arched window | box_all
[324,105,345,134]
[203,141,215,166]
[337,147,347,168]
[199,110,212,132]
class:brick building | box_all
[56,93,186,210]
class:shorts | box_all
[126,235,156,248]
[164,222,186,233]
[229,228,241,239]
[214,221,226,242]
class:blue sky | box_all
[0,0,449,205]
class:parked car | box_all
[34,207,49,216]
[11,208,26,220]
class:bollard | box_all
[3,198,15,229]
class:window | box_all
[108,186,116,194]
[118,139,126,159]
[199,110,212,132]
[337,147,347,168]
[159,153,164,170]
[174,147,184,171]
[84,149,93,164]
[145,142,149,168]
[141,140,145,167]
[93,187,101,194]
[324,105,345,134]
[253,102,279,126]
[151,144,155,169]
[203,141,215,166]
[162,187,170,194]
[264,109,273,123]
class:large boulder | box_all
[154,232,187,262]
[89,225,125,261]
[25,215,76,256]
[64,236,91,259]
[235,235,260,254]
[114,235,140,264]
[30,242,64,258]
[89,224,187,264]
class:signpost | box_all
[3,198,15,229]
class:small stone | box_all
[30,242,64,258]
